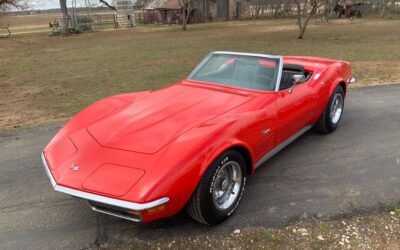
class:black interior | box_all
[280,64,311,90]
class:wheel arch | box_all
[329,61,350,97]
[330,78,347,97]
[337,80,347,96]
[229,145,253,176]
[201,142,254,178]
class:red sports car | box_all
[42,51,354,225]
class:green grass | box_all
[317,221,330,232]
[389,203,400,213]
[1,18,400,130]
[260,228,279,242]
[8,26,51,35]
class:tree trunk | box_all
[297,27,305,39]
[182,16,187,30]
[255,5,261,18]
[390,0,396,8]
[184,10,190,30]
[295,0,301,27]
[182,7,187,30]
[380,0,389,17]
[59,0,69,35]
[295,0,318,39]
[261,4,265,18]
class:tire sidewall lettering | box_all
[227,176,246,216]
[209,156,229,194]
[208,153,246,216]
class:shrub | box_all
[77,15,93,32]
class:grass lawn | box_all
[1,18,400,131]
[4,26,52,35]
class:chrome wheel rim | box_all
[330,93,344,124]
[212,161,242,211]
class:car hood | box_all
[87,83,252,154]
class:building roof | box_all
[159,0,181,10]
[144,0,181,10]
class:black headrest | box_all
[283,64,305,73]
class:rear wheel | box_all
[314,85,345,133]
[187,150,246,225]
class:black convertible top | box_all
[282,64,305,74]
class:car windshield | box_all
[188,53,281,91]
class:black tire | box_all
[187,150,247,225]
[314,85,345,133]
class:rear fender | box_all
[330,77,347,96]
[329,61,352,96]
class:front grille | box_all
[87,200,142,222]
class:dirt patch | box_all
[91,209,400,249]
[352,61,400,86]
[0,78,64,128]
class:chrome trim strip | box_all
[212,51,282,60]
[41,152,169,211]
[87,202,142,222]
[274,55,284,92]
[54,185,169,211]
[41,152,57,188]
[255,125,312,168]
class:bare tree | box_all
[294,0,322,39]
[380,0,390,17]
[57,0,116,35]
[177,0,200,31]
[0,0,27,10]
[59,0,69,35]
[321,0,339,21]
[99,0,116,10]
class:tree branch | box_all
[0,0,27,10]
[99,0,116,11]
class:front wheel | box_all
[314,85,345,133]
[186,150,246,225]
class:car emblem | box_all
[71,164,80,171]
[261,129,270,135]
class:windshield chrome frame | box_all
[188,51,283,92]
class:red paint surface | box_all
[82,164,145,197]
[43,56,352,222]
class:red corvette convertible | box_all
[42,52,354,225]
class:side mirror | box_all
[288,74,306,93]
[292,74,306,83]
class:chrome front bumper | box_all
[41,152,169,222]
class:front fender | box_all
[136,118,253,218]
[47,91,150,147]
[200,139,253,177]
